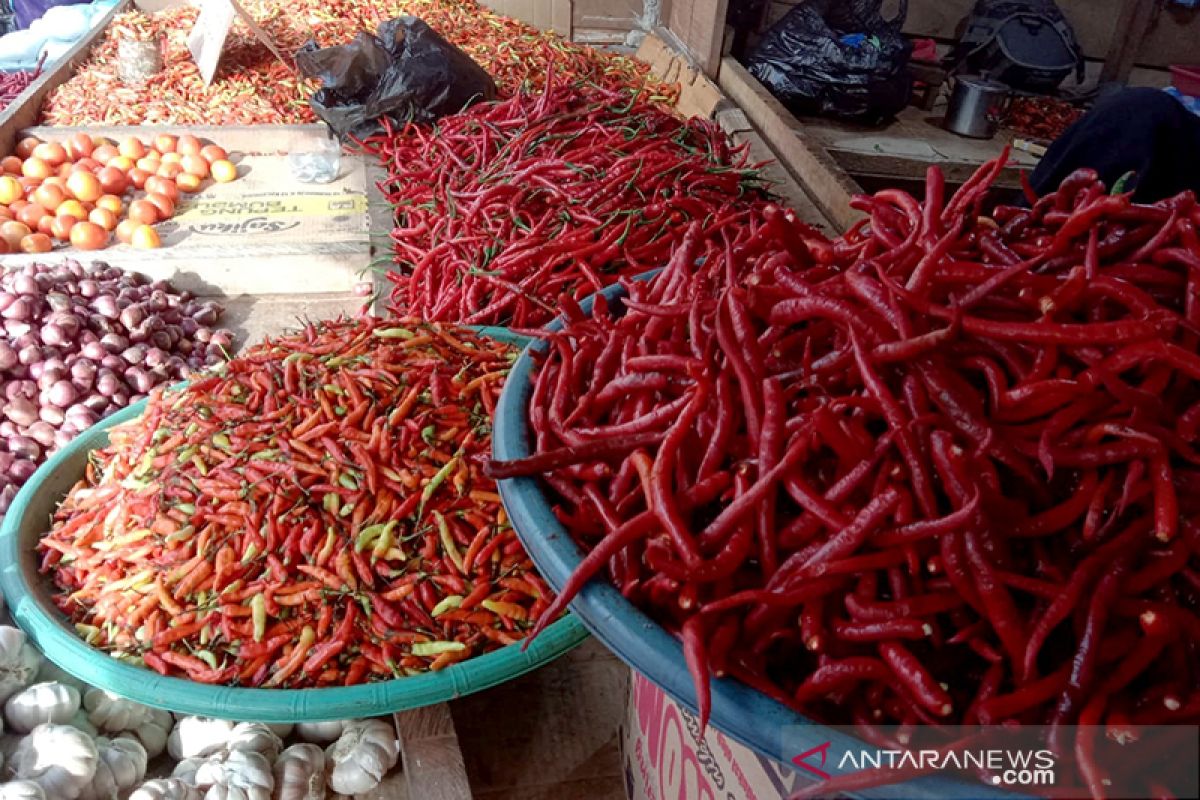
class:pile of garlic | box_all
[0,621,399,800]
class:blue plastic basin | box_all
[492,282,1023,799]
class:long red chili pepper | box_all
[489,156,1200,797]
[359,81,773,327]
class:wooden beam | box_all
[1099,0,1158,85]
[394,705,471,800]
[717,58,864,232]
[0,0,130,156]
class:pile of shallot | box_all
[0,260,231,514]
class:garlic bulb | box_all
[273,744,325,800]
[10,723,98,799]
[167,716,236,760]
[293,722,344,744]
[77,737,147,800]
[324,719,397,795]
[0,629,42,705]
[128,778,202,800]
[225,722,283,762]
[5,682,81,733]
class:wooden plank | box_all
[451,639,627,800]
[0,0,130,156]
[795,106,1037,187]
[717,58,863,232]
[394,704,472,800]
[664,0,727,78]
[1099,0,1158,85]
[715,107,835,232]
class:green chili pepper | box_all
[373,327,416,339]
[434,511,465,573]
[431,595,463,616]
[411,640,466,657]
[250,593,266,642]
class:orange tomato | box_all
[19,233,52,253]
[67,133,95,160]
[108,155,136,173]
[127,200,159,225]
[17,177,41,195]
[156,162,184,180]
[175,173,203,193]
[130,224,161,250]
[179,154,209,178]
[96,194,123,214]
[0,156,21,175]
[16,203,47,230]
[69,220,107,251]
[135,156,161,173]
[118,138,147,160]
[88,207,119,232]
[176,135,202,156]
[50,214,77,241]
[56,163,73,180]
[115,218,138,244]
[31,142,68,167]
[36,214,54,236]
[127,168,151,190]
[210,160,237,183]
[8,199,27,213]
[200,144,228,164]
[91,145,119,165]
[91,135,110,148]
[14,137,41,159]
[21,158,52,180]
[0,238,7,255]
[0,207,11,221]
[96,167,127,195]
[153,134,178,154]
[144,176,179,202]
[66,171,102,203]
[56,200,87,220]
[74,157,101,172]
[145,192,174,220]
[0,220,32,249]
[160,152,183,166]
[0,175,21,204]
[32,184,65,212]
[42,176,66,191]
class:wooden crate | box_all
[3,125,372,296]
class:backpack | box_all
[949,0,1084,92]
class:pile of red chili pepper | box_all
[488,159,1200,797]
[38,318,553,687]
[0,56,44,114]
[362,80,771,327]
[40,0,673,126]
[1002,95,1085,141]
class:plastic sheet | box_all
[296,16,496,141]
[743,0,912,124]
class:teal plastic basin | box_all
[0,328,587,722]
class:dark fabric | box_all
[1030,88,1200,203]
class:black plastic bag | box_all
[744,0,912,125]
[947,0,1084,92]
[296,16,496,141]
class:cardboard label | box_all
[622,674,807,800]
[187,0,293,86]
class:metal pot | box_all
[944,76,1011,139]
